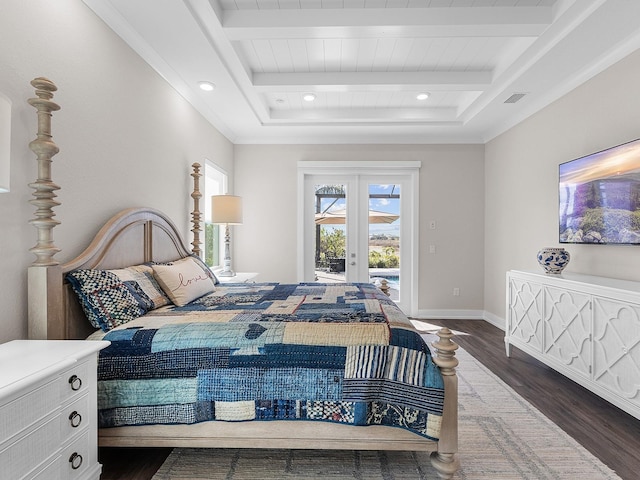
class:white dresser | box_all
[0,340,110,480]
[506,270,640,419]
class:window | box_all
[204,161,228,268]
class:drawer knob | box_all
[68,374,82,391]
[69,410,82,428]
[69,452,83,470]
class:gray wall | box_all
[233,144,485,317]
[0,0,233,342]
[484,48,640,326]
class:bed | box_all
[26,77,460,479]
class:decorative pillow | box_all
[189,255,220,285]
[108,264,171,309]
[152,256,217,306]
[66,264,171,332]
[152,255,220,285]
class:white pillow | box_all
[152,257,216,306]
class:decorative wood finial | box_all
[379,278,390,296]
[432,327,459,375]
[191,162,203,257]
[28,77,61,266]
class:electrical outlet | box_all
[429,220,436,230]
[453,288,460,296]
[429,245,436,254]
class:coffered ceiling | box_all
[83,0,640,144]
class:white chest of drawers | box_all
[0,340,110,480]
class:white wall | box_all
[233,144,485,316]
[485,48,640,326]
[0,0,233,342]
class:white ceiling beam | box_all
[222,7,552,40]
[253,71,491,92]
[269,107,458,123]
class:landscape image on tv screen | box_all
[559,138,640,244]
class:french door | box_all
[298,162,420,315]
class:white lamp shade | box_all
[211,195,243,224]
[0,92,10,193]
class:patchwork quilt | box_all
[94,282,445,440]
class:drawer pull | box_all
[68,374,82,391]
[69,410,82,428]
[69,452,83,470]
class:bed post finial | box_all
[431,327,459,374]
[28,77,61,266]
[430,326,460,479]
[191,162,203,257]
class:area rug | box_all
[152,344,620,479]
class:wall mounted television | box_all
[559,138,640,244]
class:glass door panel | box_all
[368,184,401,301]
[314,184,348,283]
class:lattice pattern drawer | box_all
[60,393,90,441]
[543,286,591,378]
[59,359,91,403]
[0,414,61,479]
[508,278,544,352]
[60,429,91,479]
[593,297,640,407]
[32,455,62,480]
[0,378,59,446]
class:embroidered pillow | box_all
[189,255,220,285]
[66,264,171,332]
[152,255,220,285]
[152,256,216,306]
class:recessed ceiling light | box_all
[416,92,430,100]
[198,81,215,92]
[303,93,316,102]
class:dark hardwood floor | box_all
[98,319,640,479]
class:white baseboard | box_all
[483,311,505,331]
[413,309,506,331]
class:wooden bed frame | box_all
[26,78,460,479]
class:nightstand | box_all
[0,340,110,480]
[216,272,259,283]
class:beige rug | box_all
[152,345,620,479]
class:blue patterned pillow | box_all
[66,265,171,332]
[109,264,171,309]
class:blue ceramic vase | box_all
[537,247,570,274]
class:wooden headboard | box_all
[26,78,202,340]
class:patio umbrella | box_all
[315,208,399,225]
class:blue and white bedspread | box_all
[94,282,445,440]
